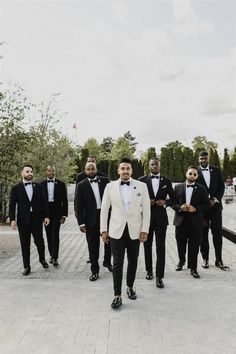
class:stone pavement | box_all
[0,204,236,354]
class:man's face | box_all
[85,163,97,179]
[199,155,209,168]
[149,159,160,174]
[186,168,198,183]
[46,166,55,179]
[117,162,132,181]
[21,167,33,181]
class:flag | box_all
[72,122,77,129]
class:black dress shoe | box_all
[89,273,99,281]
[53,259,59,267]
[126,287,137,300]
[40,260,49,269]
[103,262,113,272]
[156,277,164,288]
[190,269,200,279]
[202,259,209,269]
[146,272,153,280]
[175,262,185,271]
[49,257,53,264]
[23,267,31,276]
[215,261,229,270]
[111,296,122,309]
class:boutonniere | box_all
[33,184,36,187]
[134,186,136,189]
[55,181,57,184]
[137,192,142,196]
[160,177,163,181]
[210,169,213,172]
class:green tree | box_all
[0,87,31,222]
[141,147,157,175]
[83,138,101,160]
[123,131,138,154]
[100,136,114,159]
[111,137,134,160]
[230,147,236,176]
[222,148,231,180]
[209,148,221,168]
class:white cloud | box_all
[172,0,214,35]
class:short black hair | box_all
[199,151,208,157]
[118,157,132,166]
[187,166,198,172]
[149,157,160,163]
[22,164,34,171]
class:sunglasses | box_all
[188,172,197,176]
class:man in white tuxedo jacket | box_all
[101,158,150,309]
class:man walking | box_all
[9,164,50,275]
[101,157,150,308]
[139,157,174,288]
[41,165,68,267]
[75,162,111,281]
[172,166,210,279]
[197,151,228,269]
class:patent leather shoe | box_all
[156,277,164,288]
[89,273,99,281]
[49,257,53,264]
[126,287,137,300]
[202,259,209,269]
[215,261,229,270]
[53,259,59,267]
[103,262,113,272]
[111,296,122,309]
[40,260,49,269]
[146,272,153,280]
[23,267,31,276]
[175,262,185,271]
[190,269,200,279]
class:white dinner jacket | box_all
[100,178,150,240]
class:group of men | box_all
[9,151,228,309]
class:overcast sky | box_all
[1,0,236,156]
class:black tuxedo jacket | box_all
[9,182,49,228]
[196,165,225,210]
[76,170,106,184]
[172,182,210,228]
[40,179,68,218]
[139,175,174,226]
[75,176,109,227]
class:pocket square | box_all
[161,185,167,189]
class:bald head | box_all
[85,162,97,179]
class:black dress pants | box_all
[144,224,167,278]
[86,210,101,274]
[18,214,45,268]
[200,207,223,262]
[45,204,61,260]
[175,218,202,271]
[110,225,140,296]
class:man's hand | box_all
[139,232,148,242]
[60,216,66,224]
[210,199,216,207]
[150,199,155,206]
[80,226,86,233]
[156,199,166,206]
[11,220,17,230]
[180,204,188,212]
[187,205,196,213]
[43,218,50,226]
[101,231,109,244]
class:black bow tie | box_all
[24,182,32,186]
[121,181,130,186]
[201,169,208,171]
[151,175,159,179]
[47,180,54,183]
[90,179,98,183]
[187,184,194,188]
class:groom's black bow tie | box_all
[47,180,54,183]
[24,182,32,186]
[90,179,98,183]
[151,175,159,179]
[121,181,130,186]
[201,168,208,171]
[187,184,194,188]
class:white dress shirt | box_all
[47,178,55,202]
[23,180,33,201]
[119,179,132,213]
[89,178,101,209]
[201,165,210,188]
[151,173,160,196]
[185,183,195,205]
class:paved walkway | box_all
[0,204,236,354]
